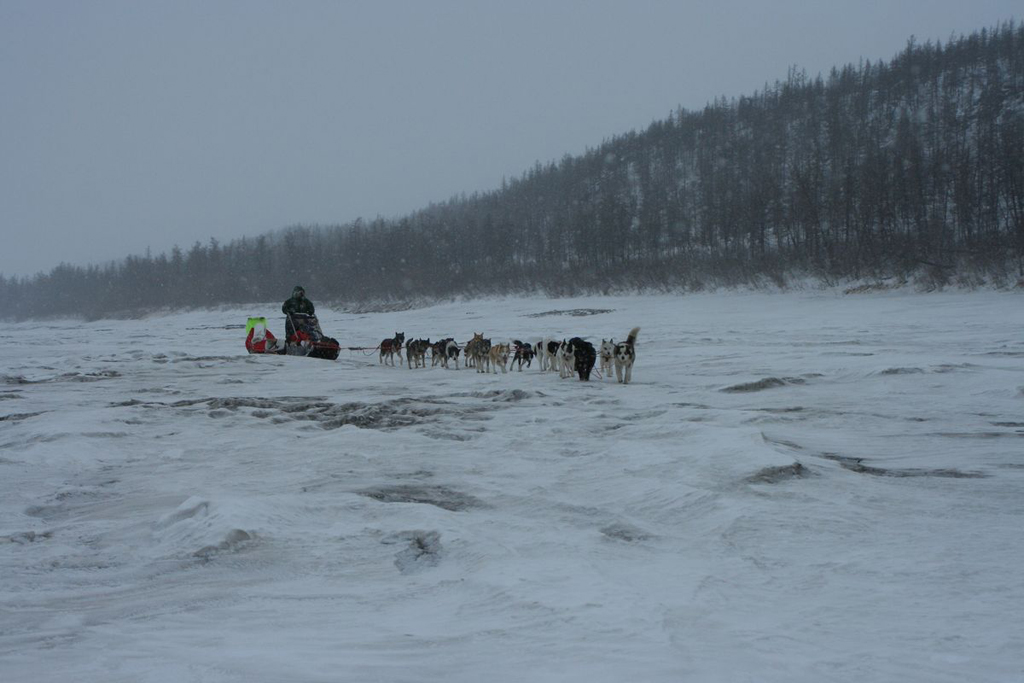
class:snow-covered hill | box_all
[1,291,1022,682]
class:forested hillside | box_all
[2,23,1021,319]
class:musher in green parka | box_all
[282,285,315,341]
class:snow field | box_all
[1,290,1022,682]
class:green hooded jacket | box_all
[282,286,315,316]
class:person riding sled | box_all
[282,285,315,342]
[275,285,340,360]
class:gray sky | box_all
[1,0,1018,277]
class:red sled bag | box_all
[245,317,281,354]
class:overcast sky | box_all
[1,1,1018,277]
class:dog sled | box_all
[284,312,341,360]
[244,314,340,361]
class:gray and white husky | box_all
[613,327,640,384]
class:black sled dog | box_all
[511,340,535,371]
[569,337,596,381]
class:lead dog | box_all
[614,327,640,384]
[569,337,596,381]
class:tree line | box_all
[2,22,1021,320]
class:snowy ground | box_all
[1,290,1022,682]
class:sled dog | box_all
[512,340,535,371]
[599,339,615,378]
[445,340,461,369]
[540,339,561,372]
[431,338,453,368]
[614,327,640,384]
[488,343,510,374]
[569,337,597,381]
[475,338,492,373]
[406,338,430,369]
[380,332,405,366]
[464,333,482,369]
[558,340,575,379]
[466,333,492,373]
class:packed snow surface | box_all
[1,291,1022,682]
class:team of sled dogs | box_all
[378,327,640,383]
